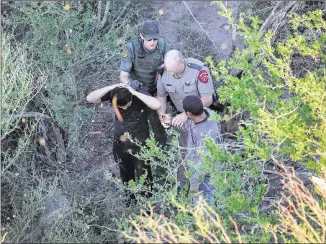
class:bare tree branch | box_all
[259,1,305,43]
[98,1,111,30]
[183,1,221,58]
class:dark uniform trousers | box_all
[148,109,167,145]
[147,89,167,147]
[113,139,153,199]
[146,90,168,183]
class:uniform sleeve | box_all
[197,66,214,97]
[119,43,134,73]
[156,74,168,97]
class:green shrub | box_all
[207,7,326,172]
[3,1,139,152]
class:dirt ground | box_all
[154,1,243,59]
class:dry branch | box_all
[268,156,326,243]
[183,1,221,58]
[98,1,111,30]
[259,1,305,43]
[231,1,304,79]
[9,111,66,163]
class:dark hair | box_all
[111,87,132,106]
[183,95,204,116]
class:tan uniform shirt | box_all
[157,58,214,112]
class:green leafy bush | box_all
[2,1,138,151]
[1,1,146,242]
[207,7,326,172]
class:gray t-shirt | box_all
[178,108,221,191]
[179,108,221,148]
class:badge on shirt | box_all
[120,47,128,58]
[198,70,209,83]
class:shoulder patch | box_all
[120,47,128,58]
[187,62,202,71]
[198,70,209,83]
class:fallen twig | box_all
[182,1,221,58]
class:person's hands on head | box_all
[114,82,136,94]
[128,80,142,91]
[115,83,128,89]
[171,113,188,127]
[126,85,136,95]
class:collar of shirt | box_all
[194,109,210,124]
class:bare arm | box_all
[120,71,131,85]
[86,84,120,104]
[157,96,167,114]
[201,95,213,107]
[171,112,188,127]
[130,89,161,111]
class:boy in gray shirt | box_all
[161,95,222,204]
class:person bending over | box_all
[87,83,161,201]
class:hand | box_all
[114,83,128,89]
[119,135,128,142]
[128,80,142,91]
[159,113,171,124]
[160,113,172,128]
[115,83,136,94]
[171,113,188,127]
[126,85,136,95]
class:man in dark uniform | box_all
[119,19,170,146]
[86,83,161,200]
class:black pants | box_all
[113,140,153,198]
[148,109,167,146]
[145,89,167,147]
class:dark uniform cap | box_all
[140,20,160,40]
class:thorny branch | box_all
[183,1,221,58]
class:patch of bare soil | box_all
[150,1,243,60]
[77,104,118,175]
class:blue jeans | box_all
[193,175,215,206]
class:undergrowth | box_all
[1,1,325,243]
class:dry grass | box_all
[124,156,326,243]
[124,195,242,243]
[268,157,326,243]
